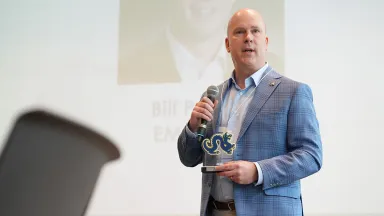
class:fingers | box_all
[191,97,216,121]
[215,162,242,182]
[192,107,212,122]
[215,162,238,172]
[201,97,215,108]
[217,166,240,183]
[218,161,258,184]
[218,169,238,178]
[196,101,214,114]
[189,97,218,132]
[230,175,240,183]
[196,97,215,114]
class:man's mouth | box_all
[242,48,255,53]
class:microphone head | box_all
[207,85,219,100]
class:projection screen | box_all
[0,0,383,215]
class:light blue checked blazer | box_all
[177,67,323,216]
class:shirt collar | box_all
[229,62,270,90]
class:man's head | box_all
[172,0,235,40]
[225,8,268,75]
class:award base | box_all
[201,166,222,173]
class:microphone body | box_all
[197,86,219,143]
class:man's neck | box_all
[234,63,265,89]
[234,74,249,89]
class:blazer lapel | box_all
[212,79,230,132]
[237,70,282,142]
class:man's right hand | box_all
[188,97,218,133]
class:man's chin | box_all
[237,60,262,72]
[240,58,256,66]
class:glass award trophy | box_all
[201,131,236,173]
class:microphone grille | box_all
[207,85,219,99]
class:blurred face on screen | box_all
[226,9,268,74]
[174,0,235,39]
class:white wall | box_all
[0,0,383,215]
[285,0,384,214]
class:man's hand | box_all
[215,161,258,184]
[188,97,218,132]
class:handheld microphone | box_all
[197,85,219,143]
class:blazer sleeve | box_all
[177,123,204,167]
[257,83,323,190]
[177,91,212,167]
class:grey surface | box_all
[0,110,120,216]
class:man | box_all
[177,8,322,216]
[118,0,235,85]
[118,0,284,85]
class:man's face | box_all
[226,10,268,71]
[178,0,235,38]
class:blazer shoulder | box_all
[277,76,316,104]
[278,75,312,90]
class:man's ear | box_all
[265,36,269,51]
[225,38,230,53]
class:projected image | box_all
[117,0,285,85]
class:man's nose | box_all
[244,31,253,43]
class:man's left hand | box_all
[215,160,258,184]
